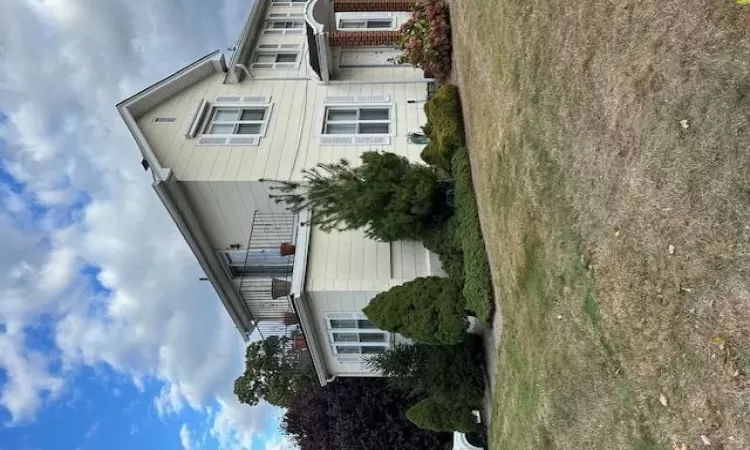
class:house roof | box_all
[224,0,269,83]
[116,52,257,340]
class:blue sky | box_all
[0,1,294,449]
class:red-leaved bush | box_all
[394,0,452,81]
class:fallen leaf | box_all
[711,336,726,350]
[700,435,711,446]
[674,443,689,450]
[680,119,690,129]
[659,394,668,407]
[738,0,750,4]
[668,244,676,255]
[698,417,704,424]
[556,314,563,320]
[732,369,740,377]
[614,228,621,237]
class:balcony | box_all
[235,212,298,321]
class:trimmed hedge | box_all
[367,337,486,406]
[421,84,465,171]
[407,396,479,433]
[419,83,493,321]
[451,148,493,321]
[363,276,467,345]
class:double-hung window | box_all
[338,18,395,30]
[253,52,298,64]
[191,98,273,146]
[325,313,391,361]
[251,44,302,69]
[323,106,391,135]
[204,107,269,136]
[263,19,305,34]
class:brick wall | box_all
[329,30,401,47]
[333,0,414,12]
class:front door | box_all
[340,48,402,67]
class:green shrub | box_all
[367,338,485,406]
[363,277,467,345]
[270,151,444,242]
[407,396,479,433]
[422,218,464,283]
[421,84,465,170]
[451,148,493,321]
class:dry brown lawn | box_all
[450,0,750,449]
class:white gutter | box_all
[292,294,332,386]
[153,173,255,340]
[328,78,435,84]
[116,52,254,340]
[225,0,268,83]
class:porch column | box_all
[333,0,415,12]
[329,30,401,47]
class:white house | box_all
[117,0,442,385]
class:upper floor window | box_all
[251,44,302,69]
[204,106,269,136]
[338,18,396,30]
[263,19,305,34]
[322,106,391,135]
[271,0,306,4]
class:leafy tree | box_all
[282,378,450,450]
[233,335,315,408]
[367,338,485,406]
[363,276,467,344]
[269,152,447,241]
[407,396,479,433]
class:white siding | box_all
[306,227,399,292]
[389,241,430,280]
[181,181,287,250]
[137,74,429,183]
[305,290,411,376]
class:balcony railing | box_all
[235,212,313,375]
[237,212,298,321]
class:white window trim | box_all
[197,102,274,146]
[270,0,306,6]
[338,17,397,30]
[263,19,305,35]
[324,312,392,361]
[316,102,396,146]
[250,44,303,70]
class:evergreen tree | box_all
[367,338,485,406]
[407,396,479,433]
[269,152,445,242]
[363,276,467,344]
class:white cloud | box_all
[266,435,299,450]
[0,332,64,425]
[179,423,193,450]
[0,0,285,448]
[84,420,100,440]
